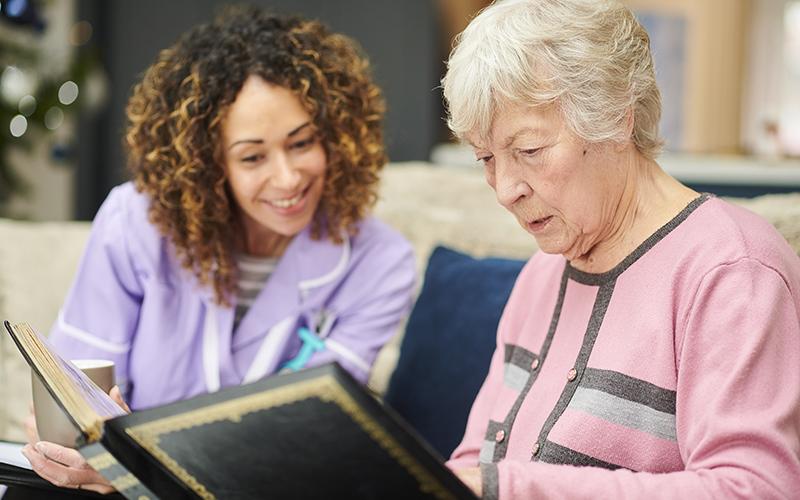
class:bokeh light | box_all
[44,106,64,130]
[69,20,93,46]
[18,94,36,116]
[10,114,28,137]
[1,66,34,104]
[58,80,79,105]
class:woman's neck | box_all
[570,155,698,274]
[237,218,294,258]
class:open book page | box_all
[0,441,30,470]
[3,321,127,444]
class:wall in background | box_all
[76,0,440,220]
[626,0,750,154]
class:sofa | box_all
[1,162,799,457]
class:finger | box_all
[23,443,110,490]
[109,386,131,413]
[455,467,482,496]
[20,444,34,466]
[22,444,85,487]
[34,441,90,468]
[78,481,118,495]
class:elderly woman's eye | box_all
[519,148,541,157]
[477,155,494,165]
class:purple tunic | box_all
[49,183,415,410]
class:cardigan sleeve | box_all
[477,258,800,499]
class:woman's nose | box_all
[269,153,302,189]
[494,159,532,208]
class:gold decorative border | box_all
[86,452,117,471]
[85,451,153,499]
[124,375,455,500]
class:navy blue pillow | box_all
[384,246,525,458]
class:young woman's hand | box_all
[21,441,115,494]
[20,384,131,494]
[109,385,131,413]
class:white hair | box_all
[442,0,663,158]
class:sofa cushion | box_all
[0,219,91,442]
[384,246,525,458]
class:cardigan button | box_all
[531,358,540,370]
[531,442,540,456]
[495,430,505,443]
[567,368,577,381]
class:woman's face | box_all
[469,104,627,261]
[221,76,327,241]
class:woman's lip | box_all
[526,215,553,233]
[261,185,311,214]
[268,185,308,205]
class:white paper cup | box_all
[31,359,115,448]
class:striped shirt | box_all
[448,195,800,499]
[234,254,278,330]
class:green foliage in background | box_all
[0,35,100,213]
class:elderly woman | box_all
[442,0,800,498]
[20,6,415,493]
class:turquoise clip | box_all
[282,327,326,372]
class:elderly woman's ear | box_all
[623,107,635,142]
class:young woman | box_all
[22,6,415,493]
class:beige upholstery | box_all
[0,220,91,441]
[1,162,799,442]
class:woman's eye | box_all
[477,155,493,165]
[518,148,542,157]
[290,136,317,151]
[241,154,263,163]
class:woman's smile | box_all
[263,184,311,213]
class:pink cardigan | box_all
[448,195,800,499]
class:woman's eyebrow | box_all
[287,122,312,138]
[228,138,263,151]
[503,127,545,149]
[227,122,313,151]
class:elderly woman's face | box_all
[469,104,626,261]
[222,76,327,240]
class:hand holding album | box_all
[5,321,127,446]
[20,384,130,495]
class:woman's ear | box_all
[613,107,635,153]
[623,107,634,139]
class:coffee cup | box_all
[31,359,115,448]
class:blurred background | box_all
[1,0,799,221]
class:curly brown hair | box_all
[124,5,386,305]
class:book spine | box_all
[79,442,159,499]
[101,418,200,499]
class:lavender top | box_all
[50,182,415,410]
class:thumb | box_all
[109,386,131,413]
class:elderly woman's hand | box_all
[455,466,483,497]
[21,385,130,494]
